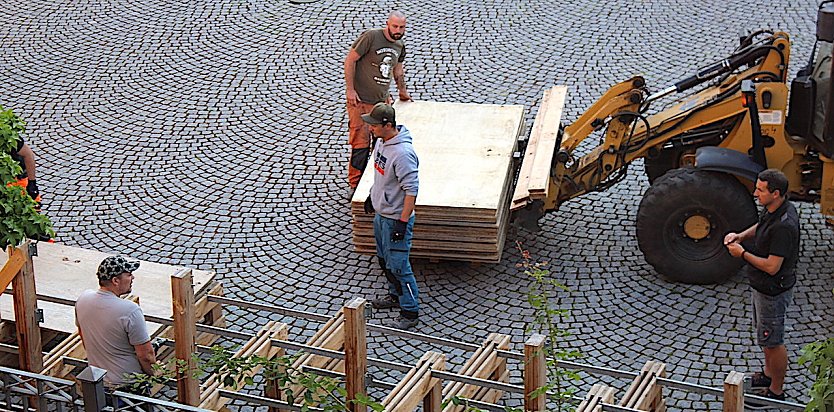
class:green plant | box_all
[126,345,384,411]
[799,289,834,412]
[0,106,53,248]
[517,241,581,411]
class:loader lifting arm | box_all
[518,32,792,219]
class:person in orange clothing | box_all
[343,11,412,199]
[7,136,41,206]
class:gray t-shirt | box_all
[75,290,150,385]
[351,28,406,104]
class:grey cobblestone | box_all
[1,0,831,409]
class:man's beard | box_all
[389,30,403,40]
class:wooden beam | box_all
[0,246,26,294]
[343,297,367,412]
[524,334,547,411]
[10,242,42,372]
[172,268,199,405]
[424,380,442,412]
[723,371,744,412]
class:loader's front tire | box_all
[636,168,757,284]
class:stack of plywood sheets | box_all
[351,99,525,263]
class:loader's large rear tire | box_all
[636,168,757,284]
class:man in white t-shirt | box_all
[75,256,156,391]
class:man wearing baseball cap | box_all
[75,256,156,392]
[361,102,421,330]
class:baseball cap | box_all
[97,256,140,281]
[361,103,395,125]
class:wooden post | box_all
[10,242,43,372]
[524,334,547,411]
[723,371,745,412]
[172,269,199,405]
[422,380,442,412]
[343,297,367,412]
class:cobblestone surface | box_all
[1,0,832,409]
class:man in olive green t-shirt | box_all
[344,11,412,198]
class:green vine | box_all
[799,289,834,412]
[442,244,581,411]
[517,242,581,411]
[0,106,54,248]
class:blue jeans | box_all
[373,214,419,316]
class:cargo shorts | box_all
[751,288,792,347]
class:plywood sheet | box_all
[0,242,215,334]
[351,100,524,210]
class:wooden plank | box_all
[524,334,547,411]
[343,298,367,412]
[0,248,26,294]
[353,100,524,210]
[172,269,199,405]
[10,242,42,372]
[528,86,568,197]
[723,371,744,412]
[0,242,216,335]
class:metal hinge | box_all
[36,309,44,324]
[28,242,38,257]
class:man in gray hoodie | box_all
[361,102,420,330]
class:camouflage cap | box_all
[97,256,140,281]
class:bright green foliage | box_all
[0,106,53,248]
[799,290,834,412]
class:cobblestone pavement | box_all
[2,0,832,409]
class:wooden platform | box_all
[351,99,525,263]
[0,242,215,335]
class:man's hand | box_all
[723,232,740,245]
[392,219,407,242]
[363,196,375,214]
[347,89,361,107]
[726,242,744,258]
[398,90,412,101]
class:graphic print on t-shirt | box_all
[375,151,387,175]
[373,48,400,85]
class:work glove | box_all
[26,179,39,200]
[392,219,407,242]
[363,196,375,214]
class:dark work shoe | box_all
[370,295,400,310]
[386,316,419,330]
[744,388,786,410]
[744,371,772,391]
[345,186,357,201]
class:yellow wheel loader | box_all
[513,5,834,284]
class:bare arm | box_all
[134,340,157,376]
[393,63,410,101]
[17,143,36,180]
[344,49,362,106]
[400,194,416,222]
[742,252,784,276]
